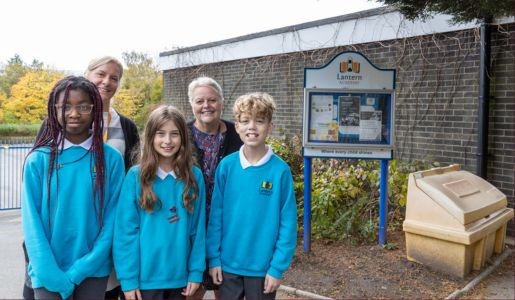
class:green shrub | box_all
[0,123,41,137]
[269,134,439,244]
[267,132,303,178]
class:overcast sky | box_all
[0,0,382,71]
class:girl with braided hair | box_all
[21,76,125,299]
[28,57,140,300]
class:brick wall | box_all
[163,23,515,235]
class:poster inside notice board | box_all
[306,90,393,147]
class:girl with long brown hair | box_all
[114,105,206,300]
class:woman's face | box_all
[191,86,223,127]
[86,62,121,103]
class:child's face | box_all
[153,120,182,164]
[56,89,94,144]
[235,112,273,148]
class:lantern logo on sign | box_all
[340,58,360,74]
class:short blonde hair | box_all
[84,56,124,79]
[233,92,276,122]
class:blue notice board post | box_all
[302,51,396,252]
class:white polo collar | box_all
[61,135,93,150]
[157,167,177,179]
[239,145,273,169]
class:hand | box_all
[124,289,142,300]
[181,282,200,296]
[209,266,223,285]
[263,274,281,294]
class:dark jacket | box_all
[119,114,140,171]
[187,119,243,166]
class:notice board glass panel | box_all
[305,90,393,147]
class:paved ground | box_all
[469,246,514,299]
[1,209,512,299]
[484,266,514,299]
[0,209,25,299]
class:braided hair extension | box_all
[27,76,107,228]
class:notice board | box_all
[303,51,395,159]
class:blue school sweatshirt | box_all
[21,144,125,299]
[206,151,297,279]
[114,165,206,292]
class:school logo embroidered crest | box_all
[262,181,273,189]
[168,206,180,223]
[259,181,273,196]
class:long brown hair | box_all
[28,75,106,227]
[138,105,198,213]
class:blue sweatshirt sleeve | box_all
[187,168,206,282]
[65,151,125,285]
[266,167,298,279]
[113,167,141,292]
[206,163,225,268]
[21,152,75,299]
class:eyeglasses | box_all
[54,104,94,114]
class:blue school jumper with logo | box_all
[114,165,206,292]
[207,152,297,279]
[21,144,125,299]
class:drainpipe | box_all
[476,19,492,179]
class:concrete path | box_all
[482,246,514,299]
[485,270,514,299]
[0,209,25,299]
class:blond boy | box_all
[207,92,297,299]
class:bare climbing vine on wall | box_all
[166,23,513,167]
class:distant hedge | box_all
[0,123,41,137]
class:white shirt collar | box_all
[239,145,273,169]
[157,167,177,179]
[62,135,93,150]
